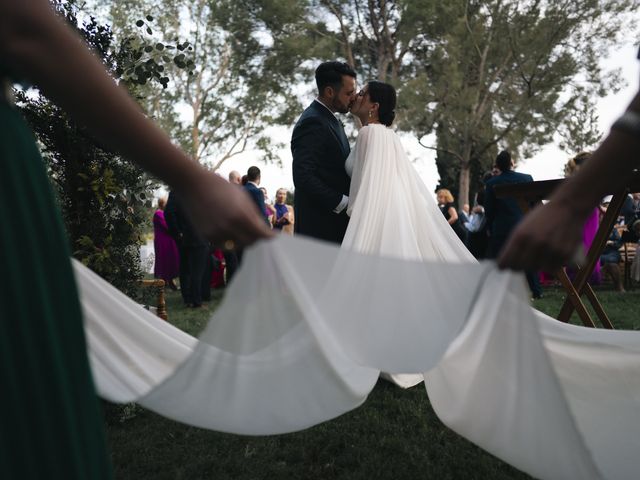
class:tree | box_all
[16,0,190,295]
[405,0,638,206]
[270,0,637,206]
[101,0,302,170]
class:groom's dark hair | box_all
[315,61,356,96]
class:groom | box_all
[291,61,357,244]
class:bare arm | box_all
[498,91,640,271]
[447,206,458,225]
[287,205,295,227]
[0,0,271,246]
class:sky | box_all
[183,43,639,203]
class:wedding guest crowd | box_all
[153,162,299,297]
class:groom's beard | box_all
[332,99,351,114]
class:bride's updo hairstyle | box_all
[367,81,396,126]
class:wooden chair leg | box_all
[156,282,168,320]
[583,284,614,329]
[140,279,168,321]
[555,268,596,328]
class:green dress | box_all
[0,96,112,478]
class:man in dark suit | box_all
[291,61,357,244]
[165,191,212,308]
[243,166,269,226]
[485,150,543,298]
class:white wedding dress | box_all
[74,124,640,479]
[342,124,475,388]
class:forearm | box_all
[0,0,202,192]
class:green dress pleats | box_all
[0,102,112,479]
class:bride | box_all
[342,80,475,387]
[344,80,472,264]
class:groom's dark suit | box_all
[291,101,351,244]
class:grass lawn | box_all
[104,283,639,479]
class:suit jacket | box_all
[164,191,208,248]
[291,101,351,244]
[243,182,269,226]
[484,170,534,237]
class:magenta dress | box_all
[210,248,226,288]
[567,208,602,284]
[153,209,180,283]
[583,207,602,284]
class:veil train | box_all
[77,126,640,479]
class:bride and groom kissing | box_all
[291,61,471,388]
[291,60,470,264]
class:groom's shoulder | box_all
[294,103,327,130]
[298,102,323,119]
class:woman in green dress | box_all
[0,1,271,478]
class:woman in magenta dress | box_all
[153,197,180,289]
[565,153,602,284]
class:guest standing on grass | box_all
[563,152,602,285]
[243,166,270,226]
[436,188,467,243]
[153,197,179,290]
[600,223,625,292]
[165,191,212,308]
[273,188,295,235]
[484,150,542,299]
[0,3,270,479]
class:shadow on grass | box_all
[105,378,529,480]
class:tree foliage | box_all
[256,0,638,205]
[16,0,189,294]
[101,0,303,170]
[408,0,637,205]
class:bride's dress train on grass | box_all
[78,125,640,479]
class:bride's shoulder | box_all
[358,123,386,138]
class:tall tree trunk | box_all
[458,164,471,209]
[458,140,472,208]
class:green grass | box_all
[104,284,639,479]
[533,285,640,330]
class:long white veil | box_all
[76,125,640,479]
